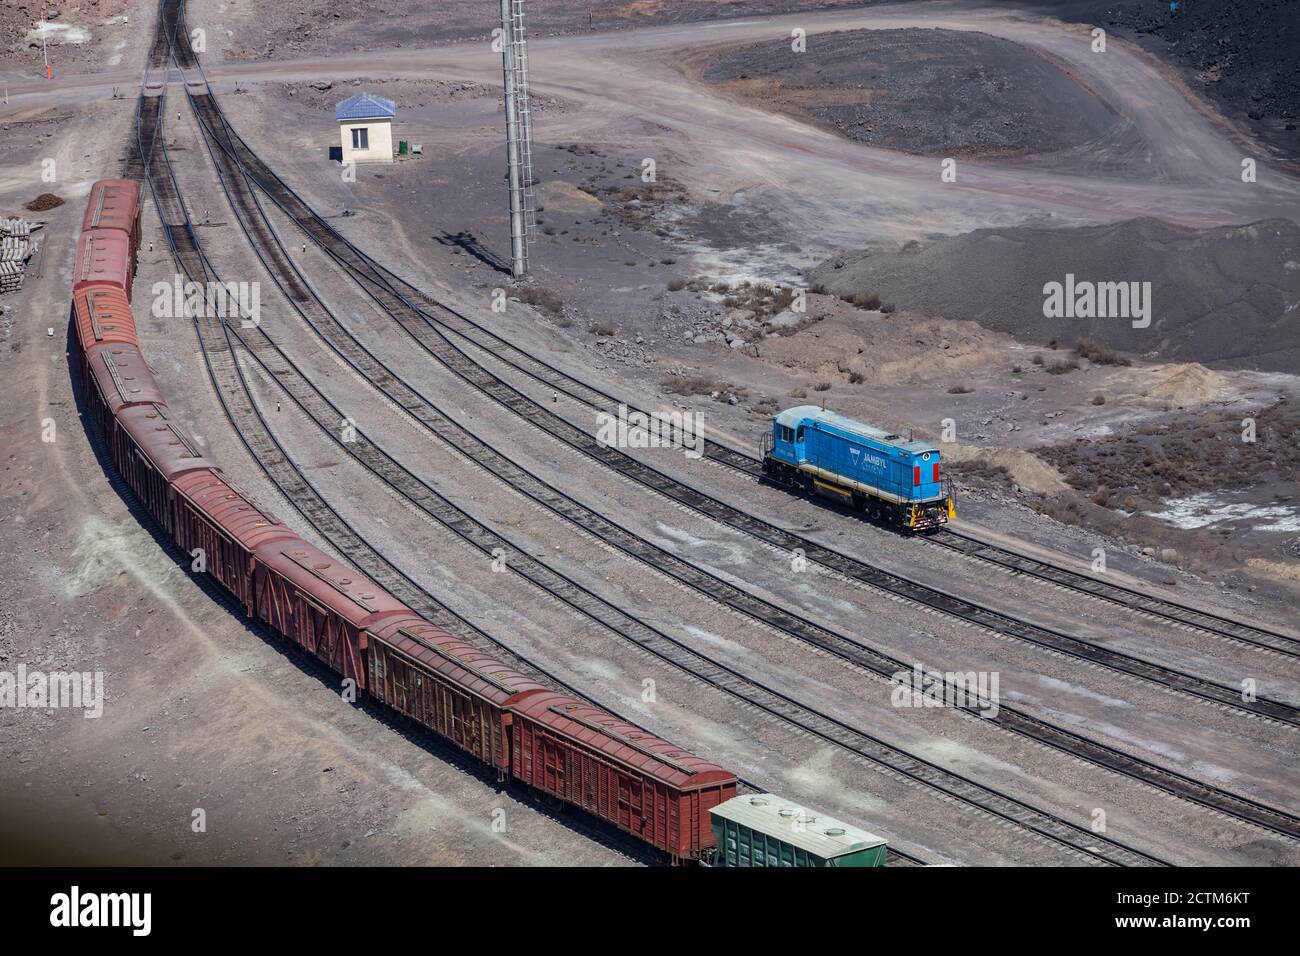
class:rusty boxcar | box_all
[171,471,297,613]
[72,282,138,355]
[509,692,738,861]
[109,403,217,534]
[73,229,135,302]
[80,342,166,442]
[82,178,142,260]
[366,615,549,775]
[253,540,411,690]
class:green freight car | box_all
[709,794,888,867]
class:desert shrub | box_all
[790,387,808,399]
[1091,394,1106,406]
[880,302,896,314]
[1046,358,1079,375]
[848,291,882,310]
[848,370,865,384]
[1075,337,1132,366]
[1032,353,1045,366]
[813,381,831,392]
[664,375,726,397]
[948,384,974,394]
[517,286,564,315]
[666,278,687,292]
[589,320,616,336]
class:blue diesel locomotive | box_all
[762,406,954,531]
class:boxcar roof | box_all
[115,404,218,479]
[368,614,550,706]
[83,343,165,411]
[171,471,297,549]
[511,691,736,789]
[82,179,141,235]
[73,229,132,288]
[73,282,137,349]
[254,540,411,622]
[711,793,887,858]
[776,405,937,455]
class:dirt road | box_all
[5,2,1296,260]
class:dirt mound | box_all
[807,218,1300,372]
[944,444,1069,495]
[1144,363,1223,407]
[703,27,1123,157]
[23,193,63,212]
[535,181,602,215]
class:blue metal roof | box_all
[776,405,937,455]
[335,92,395,121]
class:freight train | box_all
[72,178,737,863]
[762,405,955,531]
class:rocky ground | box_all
[700,27,1124,157]
[1031,0,1300,162]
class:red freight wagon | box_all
[82,179,142,258]
[253,540,411,691]
[509,692,738,861]
[73,229,135,302]
[80,342,166,441]
[171,471,297,613]
[71,282,138,353]
[110,403,217,534]
[366,614,549,774]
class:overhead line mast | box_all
[499,0,537,278]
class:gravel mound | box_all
[703,28,1121,156]
[807,218,1300,372]
[23,193,63,211]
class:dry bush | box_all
[663,375,726,397]
[813,381,832,392]
[517,286,564,316]
[1075,337,1132,367]
[948,384,974,394]
[1046,357,1079,375]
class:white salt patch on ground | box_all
[1147,492,1300,532]
[27,22,91,45]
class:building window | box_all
[351,127,369,150]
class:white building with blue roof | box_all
[336,92,396,165]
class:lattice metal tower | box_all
[499,0,537,278]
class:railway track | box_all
[170,6,1300,851]
[158,25,1185,868]
[198,134,1300,731]
[173,93,1300,731]
[140,0,944,867]
[179,77,1300,846]
[341,247,1300,664]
